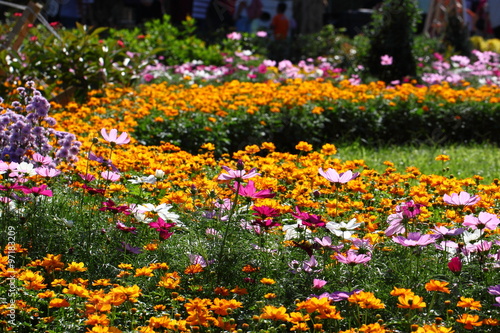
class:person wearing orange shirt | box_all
[271,2,289,40]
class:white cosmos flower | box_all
[13,162,37,177]
[282,222,311,241]
[136,203,181,224]
[128,175,157,184]
[325,218,361,240]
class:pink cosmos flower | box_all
[36,166,61,178]
[392,232,438,247]
[313,279,327,289]
[443,191,480,206]
[335,250,371,265]
[256,30,267,37]
[234,181,275,198]
[318,168,359,184]
[291,206,326,228]
[32,153,53,165]
[226,32,242,40]
[217,166,260,181]
[463,212,500,230]
[381,55,393,65]
[100,128,130,145]
[101,171,120,182]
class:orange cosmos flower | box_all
[358,322,387,333]
[295,141,313,152]
[109,285,141,302]
[49,298,70,308]
[92,279,112,287]
[242,264,259,273]
[457,296,482,310]
[85,313,110,326]
[456,313,482,329]
[390,287,415,297]
[348,291,385,309]
[158,272,181,289]
[63,283,89,298]
[37,290,56,299]
[210,298,243,316]
[184,298,214,327]
[260,278,276,285]
[134,267,154,277]
[435,155,450,161]
[397,294,426,309]
[39,254,65,273]
[425,280,451,293]
[184,264,204,275]
[231,286,248,295]
[260,305,290,321]
[214,286,230,296]
[65,261,87,272]
[18,270,47,290]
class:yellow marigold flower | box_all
[109,285,141,302]
[48,298,70,308]
[456,313,482,329]
[260,278,276,285]
[134,267,154,277]
[397,294,426,309]
[158,271,181,289]
[457,296,482,310]
[291,322,310,331]
[201,143,215,150]
[348,291,385,309]
[295,141,313,152]
[65,261,87,272]
[117,263,134,270]
[425,280,451,293]
[390,287,415,297]
[184,264,204,275]
[148,262,169,270]
[264,293,277,299]
[260,305,290,321]
[415,324,455,333]
[320,143,337,155]
[435,155,450,161]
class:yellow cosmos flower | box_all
[397,294,426,309]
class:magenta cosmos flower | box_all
[443,191,480,206]
[318,168,359,184]
[234,181,275,198]
[392,232,438,247]
[101,128,130,145]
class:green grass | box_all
[336,142,500,184]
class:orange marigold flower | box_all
[117,263,134,270]
[51,279,67,287]
[63,283,89,298]
[260,305,290,321]
[85,313,110,326]
[320,143,337,155]
[425,280,451,294]
[295,141,313,152]
[260,142,276,151]
[264,293,277,299]
[457,296,481,310]
[18,270,47,290]
[457,313,482,329]
[143,243,159,251]
[184,264,204,275]
[49,298,70,308]
[358,322,387,333]
[65,261,87,272]
[397,294,426,309]
[109,285,141,302]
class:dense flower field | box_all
[0,80,499,333]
